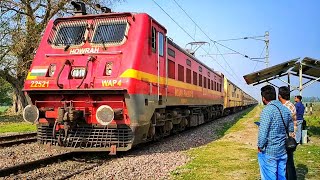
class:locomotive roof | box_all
[52,12,221,78]
[167,38,223,78]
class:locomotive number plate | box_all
[102,79,122,87]
[30,81,49,88]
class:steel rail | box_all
[0,132,37,142]
[0,152,79,177]
[0,132,37,147]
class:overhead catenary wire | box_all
[170,0,246,86]
[252,45,266,72]
[214,35,265,42]
[172,0,253,60]
[151,0,239,83]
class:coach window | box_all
[204,77,207,88]
[186,68,191,83]
[208,78,210,89]
[168,59,175,79]
[178,64,184,82]
[158,32,164,56]
[151,27,156,52]
[214,82,217,91]
[199,74,202,87]
[211,80,213,90]
[193,71,197,85]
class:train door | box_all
[157,31,166,105]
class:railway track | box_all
[0,109,251,179]
[0,132,37,147]
[0,152,79,177]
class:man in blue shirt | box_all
[258,85,294,180]
[294,95,305,144]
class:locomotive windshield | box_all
[91,20,128,45]
[49,21,87,46]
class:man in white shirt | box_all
[278,86,297,180]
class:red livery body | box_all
[23,10,257,152]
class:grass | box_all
[0,122,36,133]
[172,106,261,180]
[172,105,320,180]
[0,110,36,133]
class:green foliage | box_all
[0,78,12,106]
[305,103,320,136]
[290,96,320,102]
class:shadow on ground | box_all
[296,164,308,180]
[308,125,320,136]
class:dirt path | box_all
[223,106,262,149]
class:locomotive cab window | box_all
[158,32,164,56]
[49,21,87,46]
[91,20,128,45]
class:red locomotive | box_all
[22,2,257,152]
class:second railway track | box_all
[0,132,37,147]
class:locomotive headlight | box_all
[105,62,113,76]
[48,64,56,77]
[71,68,86,78]
[96,105,114,126]
[23,105,39,124]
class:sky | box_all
[113,0,320,101]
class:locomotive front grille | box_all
[37,125,133,151]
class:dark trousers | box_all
[286,151,297,180]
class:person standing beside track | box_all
[278,86,297,180]
[257,85,294,180]
[294,95,305,144]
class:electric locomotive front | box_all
[23,6,153,152]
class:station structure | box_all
[243,57,320,95]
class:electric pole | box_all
[265,31,269,68]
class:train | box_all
[22,2,257,153]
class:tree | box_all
[0,0,123,113]
[0,77,12,105]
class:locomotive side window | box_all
[208,78,210,89]
[152,27,156,52]
[168,48,175,57]
[178,64,184,82]
[168,59,175,79]
[193,71,197,85]
[199,74,202,87]
[186,68,191,83]
[158,32,164,56]
[92,21,127,45]
[186,59,191,66]
[50,22,87,46]
[211,80,213,90]
[204,77,207,88]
